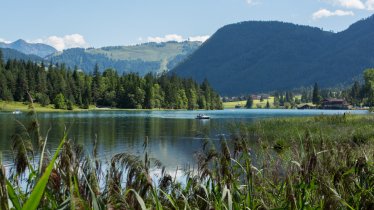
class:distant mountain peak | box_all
[0,39,57,58]
[13,39,27,44]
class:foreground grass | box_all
[1,107,373,209]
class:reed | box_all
[1,107,373,209]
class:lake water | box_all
[0,109,368,170]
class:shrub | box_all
[35,93,50,107]
[53,93,66,109]
[66,100,74,110]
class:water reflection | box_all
[0,109,367,168]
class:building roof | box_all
[322,98,345,103]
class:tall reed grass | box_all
[0,100,373,209]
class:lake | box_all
[0,109,368,170]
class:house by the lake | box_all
[321,98,349,110]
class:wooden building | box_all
[321,98,349,110]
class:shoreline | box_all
[1,100,369,113]
[0,101,218,113]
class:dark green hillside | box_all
[172,15,374,96]
[1,48,43,62]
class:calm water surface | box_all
[0,109,368,169]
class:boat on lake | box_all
[196,114,210,119]
[12,110,22,114]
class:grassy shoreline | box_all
[0,101,216,113]
[0,101,95,112]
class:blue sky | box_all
[1,0,373,50]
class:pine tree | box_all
[266,100,270,109]
[0,57,223,110]
[350,81,361,106]
[0,49,3,67]
[312,82,320,105]
[91,63,101,104]
[14,70,28,101]
[245,96,253,109]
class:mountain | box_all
[1,48,43,62]
[172,15,374,96]
[46,41,201,75]
[0,39,57,57]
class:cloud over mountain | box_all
[313,9,354,19]
[146,34,209,43]
[31,34,89,51]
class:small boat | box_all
[12,110,22,114]
[196,114,210,119]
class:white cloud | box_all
[147,34,185,43]
[0,38,11,44]
[146,34,210,43]
[312,9,354,19]
[366,0,374,10]
[246,0,255,5]
[188,35,210,42]
[323,0,366,9]
[339,0,365,9]
[245,0,261,6]
[30,34,89,51]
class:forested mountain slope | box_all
[172,15,374,95]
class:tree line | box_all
[345,68,374,107]
[301,70,374,108]
[0,50,223,110]
[245,68,374,109]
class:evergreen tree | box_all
[266,100,270,109]
[0,70,12,100]
[0,57,223,110]
[91,63,101,104]
[279,94,284,106]
[350,81,361,106]
[312,82,321,105]
[245,96,253,109]
[364,69,374,106]
[14,70,28,101]
[187,88,198,110]
[152,84,164,109]
[0,49,3,67]
[72,69,83,105]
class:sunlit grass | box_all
[0,100,102,112]
[223,96,275,109]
